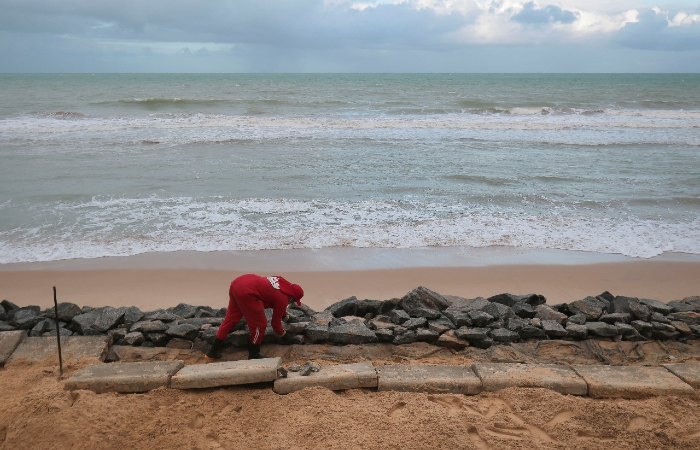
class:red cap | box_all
[291,284,304,306]
[276,276,304,306]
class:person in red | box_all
[205,274,304,360]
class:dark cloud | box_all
[615,9,700,51]
[511,2,579,24]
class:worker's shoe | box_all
[205,338,225,360]
[248,343,268,360]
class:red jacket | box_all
[230,274,295,335]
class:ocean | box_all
[0,73,699,264]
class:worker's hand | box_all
[282,315,290,323]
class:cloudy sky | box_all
[1,0,699,72]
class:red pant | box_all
[216,292,268,345]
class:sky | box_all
[0,0,699,72]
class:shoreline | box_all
[1,247,699,311]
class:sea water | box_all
[0,73,699,263]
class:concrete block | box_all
[0,330,27,365]
[274,362,377,395]
[64,360,185,393]
[6,336,110,365]
[171,357,281,389]
[377,364,482,395]
[473,362,587,396]
[573,365,696,398]
[663,362,700,389]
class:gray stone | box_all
[612,296,652,321]
[652,321,676,333]
[650,312,672,324]
[481,302,515,321]
[573,365,695,398]
[305,323,329,343]
[671,321,692,335]
[430,316,456,330]
[667,312,700,325]
[170,303,198,319]
[71,310,101,335]
[399,286,451,312]
[428,321,452,334]
[11,308,41,330]
[639,298,673,315]
[194,307,216,318]
[130,320,169,334]
[519,326,547,340]
[599,313,632,324]
[473,362,587,395]
[586,321,618,337]
[389,309,410,325]
[470,337,495,349]
[662,362,700,389]
[166,323,200,341]
[124,332,146,346]
[512,303,537,319]
[444,297,490,315]
[92,307,126,333]
[0,304,5,321]
[375,329,394,342]
[65,360,185,393]
[443,310,472,327]
[615,322,636,336]
[122,306,144,328]
[565,323,588,340]
[468,310,494,327]
[401,317,427,330]
[299,365,313,376]
[489,328,519,343]
[377,364,482,395]
[488,293,546,308]
[408,308,442,320]
[631,320,653,335]
[0,330,26,365]
[506,318,525,332]
[392,331,417,345]
[274,362,378,394]
[328,321,377,345]
[286,322,308,335]
[54,303,83,322]
[435,330,469,350]
[144,310,180,322]
[567,314,587,325]
[326,297,382,318]
[416,329,440,342]
[0,322,14,332]
[454,326,490,341]
[534,305,567,324]
[305,361,321,372]
[171,358,281,389]
[108,328,128,342]
[47,328,73,337]
[568,296,606,320]
[30,319,49,337]
[541,320,567,337]
[7,335,110,365]
[668,301,695,313]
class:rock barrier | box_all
[1,289,699,351]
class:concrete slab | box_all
[377,364,482,395]
[473,362,587,396]
[0,330,27,366]
[6,336,110,365]
[274,362,377,395]
[663,362,700,389]
[64,360,185,393]
[171,357,281,390]
[573,365,696,398]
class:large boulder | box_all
[392,330,417,345]
[399,287,451,312]
[408,308,442,320]
[91,307,126,333]
[54,302,83,322]
[610,296,651,321]
[568,296,606,320]
[487,293,546,307]
[534,305,567,324]
[130,320,169,334]
[481,302,515,321]
[638,298,673,315]
[123,307,145,328]
[586,322,618,337]
[304,323,329,343]
[144,310,180,322]
[311,311,335,325]
[71,310,102,334]
[170,303,198,319]
[444,297,489,314]
[325,297,382,318]
[667,312,700,326]
[11,308,42,330]
[166,323,200,341]
[519,326,547,340]
[541,320,567,337]
[416,329,440,342]
[328,321,377,345]
[489,328,520,343]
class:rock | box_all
[487,319,506,330]
[442,310,472,327]
[1,300,19,317]
[650,312,672,324]
[401,317,427,330]
[329,317,347,328]
[70,310,102,335]
[305,361,322,372]
[428,320,452,334]
[408,308,443,320]
[311,311,335,325]
[416,329,440,342]
[615,323,636,336]
[599,313,632,324]
[166,323,200,341]
[392,331,417,345]
[195,307,216,318]
[0,321,16,332]
[54,303,83,321]
[470,337,494,349]
[11,308,42,330]
[290,303,317,317]
[541,320,567,337]
[512,303,537,319]
[586,322,618,337]
[143,310,180,322]
[481,302,515,321]
[325,296,382,318]
[487,293,546,307]
[299,365,313,376]
[444,297,490,314]
[375,329,394,342]
[30,319,49,337]
[123,307,145,328]
[429,316,455,331]
[146,333,169,345]
[124,332,145,346]
[435,330,469,350]
[108,328,128,342]
[689,325,700,335]
[328,321,377,345]
[286,322,308,335]
[667,312,700,325]
[0,305,5,321]
[92,307,126,333]
[631,320,653,335]
[611,296,651,321]
[638,298,673,315]
[47,328,73,337]
[534,305,567,324]
[288,363,302,372]
[366,318,396,331]
[454,327,489,341]
[170,303,198,319]
[489,328,519,343]
[399,286,451,312]
[506,318,525,332]
[567,314,587,325]
[568,296,606,320]
[130,320,169,334]
[519,326,547,340]
[671,321,692,335]
[598,291,615,302]
[565,323,588,340]
[652,321,677,333]
[389,309,410,325]
[468,310,494,327]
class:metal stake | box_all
[53,286,63,376]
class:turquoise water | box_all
[1,74,699,262]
